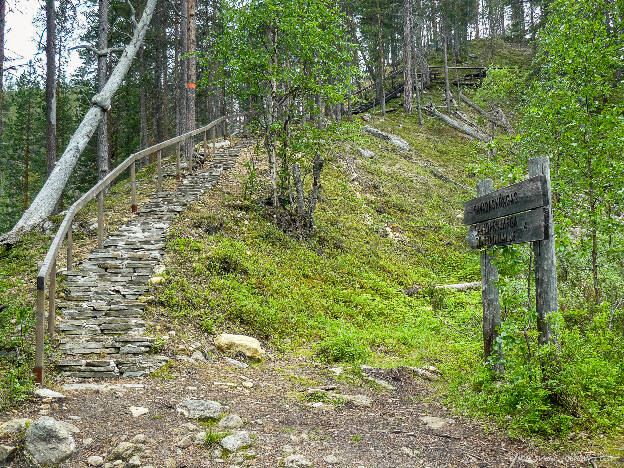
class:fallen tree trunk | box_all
[458,90,511,133]
[1,0,156,245]
[403,281,480,296]
[426,104,492,143]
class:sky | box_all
[4,0,85,80]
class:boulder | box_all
[176,399,222,420]
[219,431,251,452]
[214,334,265,360]
[218,414,244,429]
[24,416,76,466]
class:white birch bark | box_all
[1,0,156,243]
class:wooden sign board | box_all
[466,207,549,249]
[463,175,548,225]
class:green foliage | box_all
[316,330,370,364]
[474,67,528,109]
[203,430,231,446]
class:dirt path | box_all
[1,350,598,468]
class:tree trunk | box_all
[428,104,492,142]
[97,0,109,181]
[23,86,32,210]
[510,0,525,40]
[2,0,157,243]
[403,0,413,114]
[45,0,57,179]
[139,46,148,151]
[376,0,385,117]
[0,0,6,191]
[443,34,451,113]
[186,0,197,158]
[179,0,188,137]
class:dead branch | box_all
[425,104,492,143]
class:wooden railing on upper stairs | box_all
[33,113,247,384]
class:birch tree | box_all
[403,0,413,114]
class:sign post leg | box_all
[529,157,558,347]
[477,179,503,374]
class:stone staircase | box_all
[55,139,254,379]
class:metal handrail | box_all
[33,113,247,383]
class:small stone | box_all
[35,388,66,399]
[282,445,295,454]
[176,399,222,420]
[0,445,17,463]
[224,357,248,368]
[194,431,206,445]
[212,447,223,458]
[329,366,343,376]
[88,455,105,466]
[149,276,164,285]
[0,418,32,437]
[165,458,176,468]
[153,265,166,275]
[176,435,193,448]
[128,455,141,467]
[400,447,414,457]
[131,434,146,444]
[129,406,149,417]
[218,414,244,429]
[214,334,265,360]
[84,438,94,446]
[219,431,251,452]
[182,423,197,431]
[419,415,454,430]
[340,394,372,407]
[241,381,253,388]
[361,113,372,122]
[110,441,138,461]
[323,455,340,464]
[191,350,205,361]
[112,461,124,467]
[357,148,374,159]
[283,454,312,467]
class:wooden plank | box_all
[463,175,548,225]
[466,207,549,249]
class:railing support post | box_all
[157,150,162,192]
[176,142,181,181]
[212,126,216,153]
[67,225,72,271]
[97,192,104,248]
[34,278,45,385]
[189,137,194,173]
[131,161,137,213]
[48,261,56,336]
[203,131,207,165]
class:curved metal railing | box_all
[33,113,247,383]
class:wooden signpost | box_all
[464,157,558,370]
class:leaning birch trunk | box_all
[1,0,156,244]
[427,105,492,143]
[458,90,506,130]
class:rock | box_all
[419,415,454,430]
[323,454,340,464]
[362,125,410,152]
[219,431,251,452]
[361,113,372,122]
[241,381,253,388]
[109,441,139,461]
[153,264,166,275]
[357,148,375,159]
[0,445,17,463]
[25,416,76,466]
[165,458,176,468]
[218,414,244,429]
[112,461,124,467]
[0,418,32,436]
[401,446,414,456]
[340,394,372,407]
[194,431,207,445]
[283,454,313,467]
[191,350,205,361]
[35,388,66,399]
[214,334,265,360]
[149,276,164,285]
[176,399,222,420]
[364,375,396,390]
[128,455,141,467]
[131,434,146,444]
[88,455,105,466]
[282,445,295,454]
[224,357,249,368]
[129,406,149,417]
[176,435,193,448]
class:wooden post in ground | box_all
[203,131,207,166]
[477,179,503,374]
[157,150,162,192]
[67,225,73,271]
[97,191,104,248]
[130,161,137,213]
[34,280,45,384]
[529,157,558,346]
[212,127,216,154]
[176,142,181,181]
[47,261,56,335]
